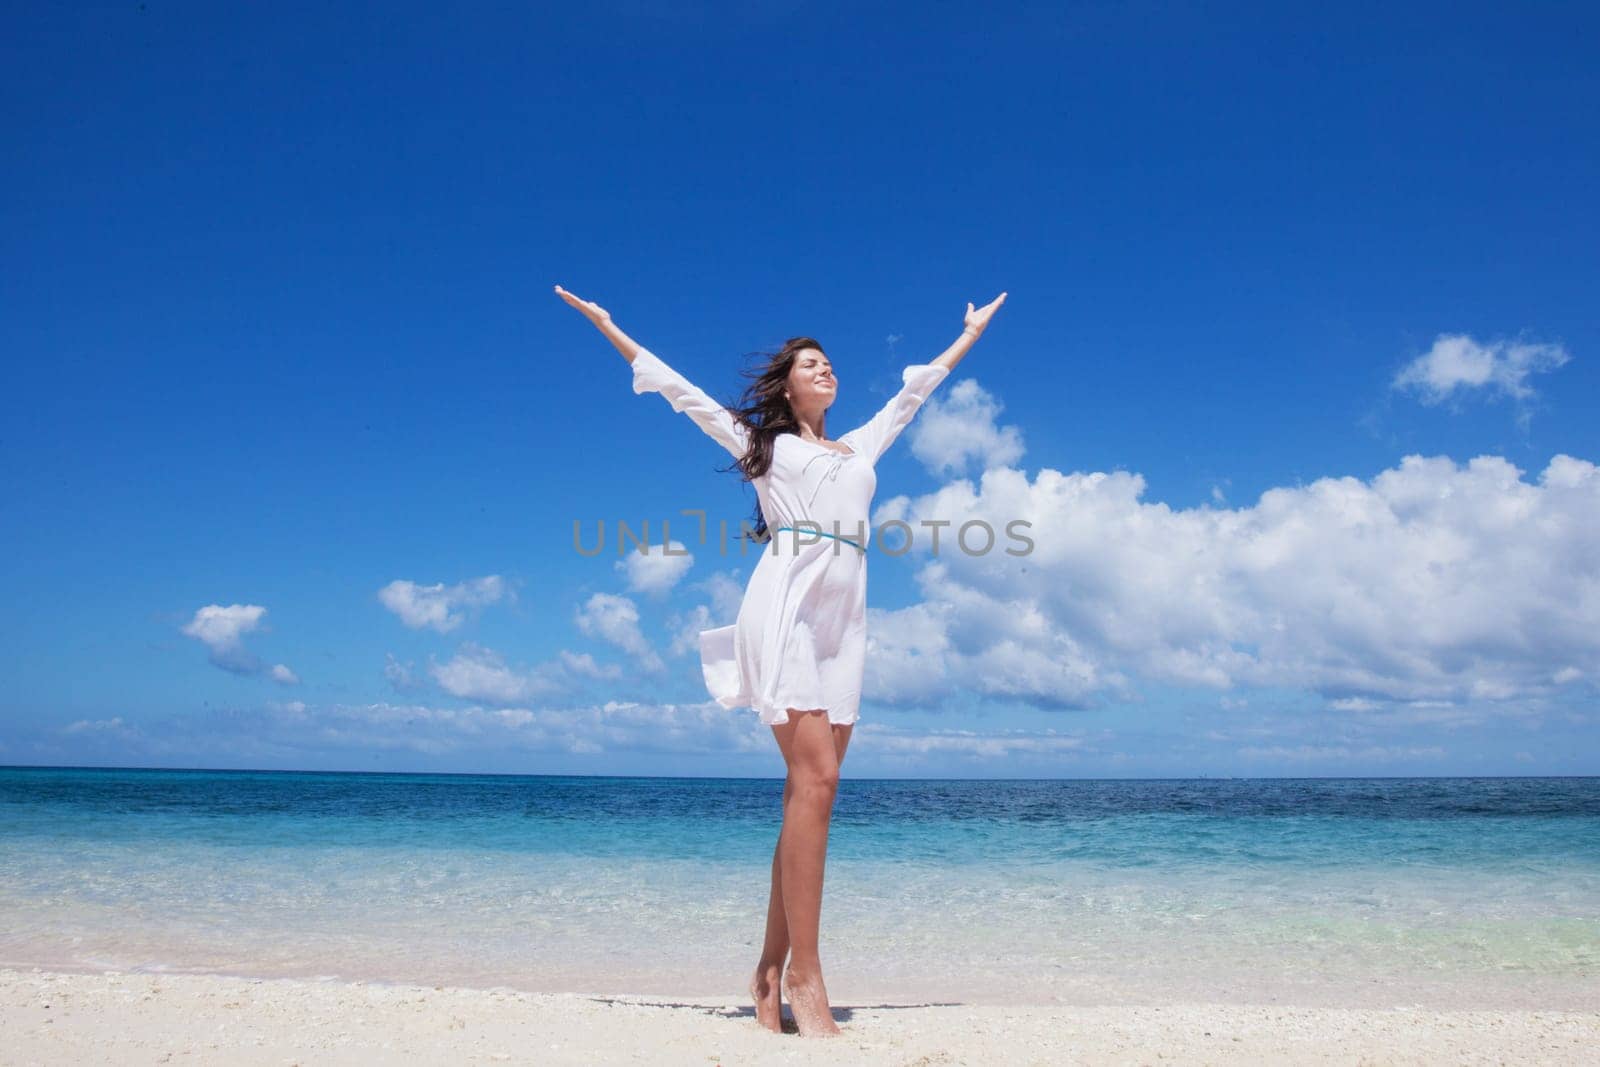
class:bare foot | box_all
[781,962,841,1037]
[749,963,783,1033]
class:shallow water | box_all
[3,768,1596,1007]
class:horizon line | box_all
[3,762,1593,783]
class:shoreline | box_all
[6,950,1598,1013]
[7,966,1598,1065]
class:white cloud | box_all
[1377,703,1486,729]
[429,643,563,705]
[558,650,623,680]
[666,570,747,658]
[700,570,746,623]
[614,539,694,595]
[184,697,765,758]
[395,644,625,703]
[871,451,1600,711]
[67,696,1116,767]
[906,378,1026,477]
[181,603,264,669]
[858,722,1091,759]
[1392,333,1570,409]
[1236,744,1447,762]
[63,716,137,737]
[181,603,296,683]
[377,575,507,633]
[575,593,664,673]
[384,652,420,691]
[864,594,1127,710]
[667,602,716,658]
[861,600,951,703]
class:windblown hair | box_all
[713,336,825,545]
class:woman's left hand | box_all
[554,284,614,327]
[964,292,1008,337]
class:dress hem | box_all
[700,626,859,726]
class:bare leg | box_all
[751,722,851,1034]
[749,776,792,1032]
[768,708,849,1037]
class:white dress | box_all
[630,345,951,726]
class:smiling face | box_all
[785,346,838,412]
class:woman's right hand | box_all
[963,292,1007,337]
[554,284,613,327]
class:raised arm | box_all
[628,346,750,458]
[554,285,749,459]
[844,292,1007,462]
[929,292,1007,373]
[844,362,952,463]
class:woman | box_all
[555,284,1006,1036]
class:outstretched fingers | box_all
[965,292,1008,333]
[553,284,611,322]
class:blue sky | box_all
[2,1,1596,778]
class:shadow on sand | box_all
[583,995,966,1033]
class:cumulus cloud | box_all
[866,581,1130,711]
[906,377,1026,477]
[50,695,1117,768]
[377,575,508,632]
[391,643,625,704]
[558,650,624,680]
[871,451,1600,712]
[614,539,694,595]
[696,570,746,622]
[181,604,298,684]
[858,722,1095,759]
[1236,744,1447,763]
[575,592,665,673]
[1392,333,1570,417]
[666,570,747,657]
[183,697,765,759]
[667,602,716,658]
[429,642,564,704]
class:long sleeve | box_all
[630,346,750,460]
[843,362,951,463]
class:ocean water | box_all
[2,768,1596,1008]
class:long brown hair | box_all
[714,336,825,544]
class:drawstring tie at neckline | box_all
[800,450,848,510]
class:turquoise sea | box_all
[2,768,1596,1008]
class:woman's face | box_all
[786,347,837,410]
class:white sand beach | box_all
[5,966,1597,1065]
